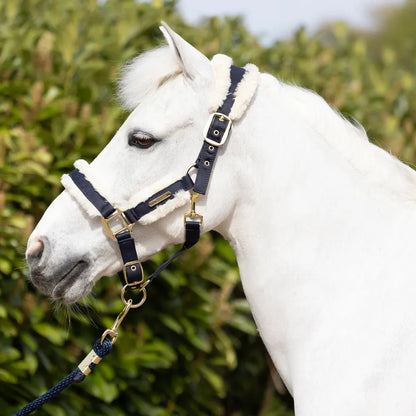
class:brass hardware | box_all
[100,299,133,346]
[203,112,232,147]
[213,129,220,136]
[204,161,210,167]
[184,191,203,225]
[78,348,103,376]
[208,146,214,151]
[101,209,134,241]
[148,191,172,208]
[121,284,148,308]
[185,212,203,225]
[190,191,201,212]
[122,260,144,286]
[186,164,197,176]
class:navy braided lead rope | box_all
[13,338,113,416]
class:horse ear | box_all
[159,21,212,81]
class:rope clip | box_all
[100,298,133,345]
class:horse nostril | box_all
[26,236,44,260]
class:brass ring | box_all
[186,164,198,176]
[121,285,147,308]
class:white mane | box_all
[118,47,259,121]
[117,46,183,110]
[274,78,416,200]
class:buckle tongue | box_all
[101,209,134,241]
[122,260,144,287]
[203,113,232,147]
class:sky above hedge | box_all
[178,0,406,44]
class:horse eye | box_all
[128,131,158,149]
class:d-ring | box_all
[186,164,198,177]
[121,284,147,308]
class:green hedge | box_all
[1,0,415,415]
[0,1,291,415]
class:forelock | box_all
[117,46,183,110]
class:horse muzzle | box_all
[26,235,91,303]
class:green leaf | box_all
[0,345,21,363]
[32,323,68,345]
[83,369,119,403]
[228,314,258,336]
[11,351,38,374]
[159,314,183,334]
[199,365,225,397]
[0,368,18,383]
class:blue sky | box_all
[177,0,406,44]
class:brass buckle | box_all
[101,209,134,241]
[122,260,144,286]
[203,112,232,147]
[184,212,203,225]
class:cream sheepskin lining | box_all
[61,160,189,225]
[61,173,102,218]
[209,54,259,121]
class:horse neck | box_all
[217,75,416,406]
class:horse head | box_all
[26,23,258,304]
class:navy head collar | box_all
[62,62,257,304]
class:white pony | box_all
[26,23,416,415]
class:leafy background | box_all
[1,0,415,414]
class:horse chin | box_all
[30,259,93,305]
[51,260,93,305]
[52,284,93,305]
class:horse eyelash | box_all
[128,130,159,149]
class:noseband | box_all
[63,63,253,307]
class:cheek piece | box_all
[61,57,258,296]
